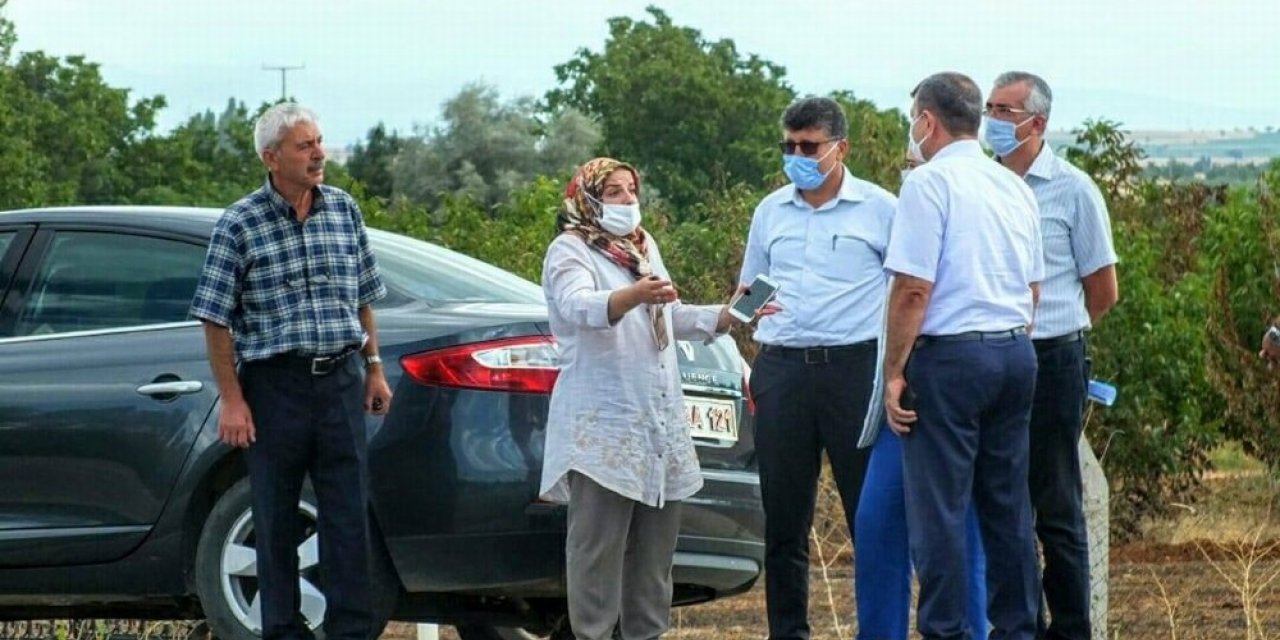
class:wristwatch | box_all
[364,353,383,367]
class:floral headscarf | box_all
[557,157,668,350]
[557,157,652,280]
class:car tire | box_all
[194,477,400,640]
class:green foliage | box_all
[391,83,599,210]
[0,0,14,63]
[346,123,403,201]
[829,91,910,192]
[548,6,794,211]
[364,176,565,284]
[1071,121,1229,538]
[1203,161,1280,468]
[1064,118,1145,204]
[126,99,264,206]
[0,50,164,208]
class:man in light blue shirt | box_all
[739,96,897,640]
[882,72,1044,640]
[986,71,1119,640]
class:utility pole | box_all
[262,63,305,101]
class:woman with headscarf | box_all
[540,157,771,640]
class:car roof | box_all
[0,206,221,239]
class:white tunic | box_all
[539,232,720,507]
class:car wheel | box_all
[194,477,400,640]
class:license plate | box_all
[685,396,738,442]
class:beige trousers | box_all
[566,472,684,640]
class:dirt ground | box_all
[4,540,1280,640]
[380,544,1280,639]
[397,473,1280,640]
[10,475,1280,640]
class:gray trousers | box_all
[567,472,684,640]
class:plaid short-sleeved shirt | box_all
[189,177,387,362]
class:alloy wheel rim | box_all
[218,501,325,633]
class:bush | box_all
[1204,161,1280,468]
[1068,121,1228,539]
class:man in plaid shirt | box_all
[190,102,392,640]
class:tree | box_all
[0,0,14,63]
[391,83,599,210]
[547,6,794,212]
[346,123,403,201]
[1204,161,1280,469]
[1065,119,1144,203]
[0,43,164,208]
[1068,121,1226,537]
[126,99,264,206]
[829,91,910,191]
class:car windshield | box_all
[369,229,544,306]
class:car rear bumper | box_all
[387,468,764,597]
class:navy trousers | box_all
[855,423,988,640]
[1029,338,1090,640]
[751,343,875,640]
[901,335,1040,640]
[241,353,373,640]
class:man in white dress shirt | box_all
[882,72,1044,640]
[739,96,898,640]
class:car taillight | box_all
[741,358,755,415]
[401,336,560,394]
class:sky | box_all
[6,0,1280,148]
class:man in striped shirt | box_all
[985,72,1120,640]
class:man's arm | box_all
[1029,281,1041,333]
[883,274,933,434]
[359,305,393,415]
[1081,264,1119,325]
[203,321,254,448]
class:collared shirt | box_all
[885,139,1044,335]
[190,177,387,362]
[540,232,720,508]
[739,167,897,347]
[1021,142,1118,338]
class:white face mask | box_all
[599,202,642,236]
[907,114,931,165]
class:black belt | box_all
[1033,329,1085,347]
[255,345,359,376]
[915,326,1027,348]
[760,340,876,364]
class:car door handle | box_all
[136,381,204,396]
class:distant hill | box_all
[1047,129,1280,165]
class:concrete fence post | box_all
[1081,435,1109,640]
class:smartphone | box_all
[729,274,780,322]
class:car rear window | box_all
[369,230,544,306]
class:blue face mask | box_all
[782,142,840,190]
[983,115,1035,157]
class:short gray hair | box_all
[253,102,320,159]
[994,71,1053,118]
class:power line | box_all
[262,63,305,101]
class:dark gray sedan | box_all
[0,207,763,640]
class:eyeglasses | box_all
[778,138,842,156]
[982,105,1034,119]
